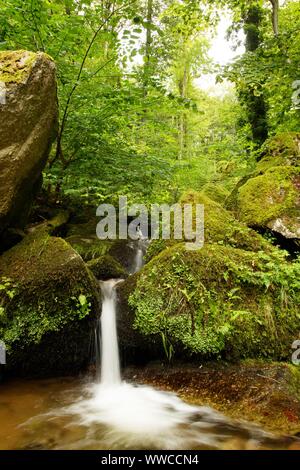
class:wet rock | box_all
[86,254,127,280]
[0,51,58,236]
[124,361,300,437]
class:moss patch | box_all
[65,219,135,270]
[202,183,229,204]
[237,166,300,227]
[0,51,37,84]
[146,191,277,261]
[228,133,300,240]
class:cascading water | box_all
[132,245,144,273]
[129,236,148,274]
[99,279,122,386]
[16,242,299,450]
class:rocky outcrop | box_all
[227,133,300,251]
[146,191,278,261]
[118,191,300,363]
[0,224,99,376]
[0,50,58,236]
[65,218,138,270]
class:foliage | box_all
[223,0,300,144]
[0,0,246,206]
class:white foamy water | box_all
[99,279,122,385]
[62,381,236,449]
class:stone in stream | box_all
[0,50,58,237]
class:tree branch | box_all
[51,0,136,168]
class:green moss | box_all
[66,235,112,261]
[87,254,127,280]
[0,50,37,84]
[66,219,117,261]
[201,183,229,204]
[129,243,300,360]
[237,166,300,226]
[288,364,300,399]
[228,133,300,236]
[65,219,133,272]
[260,132,300,163]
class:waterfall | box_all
[99,279,122,386]
[133,245,144,273]
[130,238,149,274]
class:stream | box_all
[0,241,299,450]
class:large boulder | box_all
[119,242,300,362]
[0,226,99,376]
[0,50,58,235]
[227,133,300,250]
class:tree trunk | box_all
[178,64,188,160]
[242,5,268,147]
[269,0,279,36]
[144,0,153,93]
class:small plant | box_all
[161,331,174,362]
[72,294,91,320]
[0,277,18,323]
[0,276,17,300]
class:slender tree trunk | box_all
[144,0,153,94]
[178,64,188,160]
[269,0,279,36]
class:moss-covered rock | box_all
[0,229,99,376]
[146,191,277,261]
[228,133,300,246]
[87,255,127,280]
[123,243,300,361]
[65,218,136,270]
[0,51,58,236]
